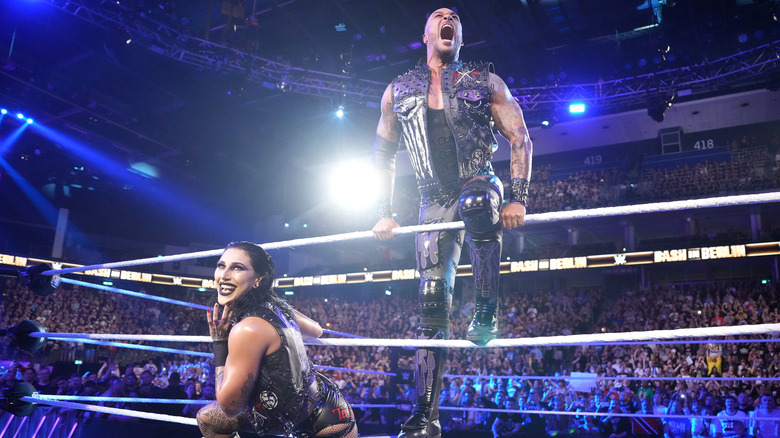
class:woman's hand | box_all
[208,304,232,341]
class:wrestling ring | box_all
[2,192,780,438]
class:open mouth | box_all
[441,24,454,42]
[219,282,236,296]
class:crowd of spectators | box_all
[2,140,780,435]
[3,274,780,436]
[299,142,780,240]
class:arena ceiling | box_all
[0,0,778,250]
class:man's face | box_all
[203,385,216,400]
[38,368,51,381]
[760,395,775,411]
[423,8,463,58]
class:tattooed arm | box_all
[372,83,402,241]
[216,317,280,417]
[490,72,533,230]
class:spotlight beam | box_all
[0,70,180,157]
[0,156,61,227]
[0,124,28,156]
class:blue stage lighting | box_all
[16,113,24,120]
[335,107,345,118]
[569,103,586,114]
[541,120,550,127]
[1,109,6,115]
[26,118,33,124]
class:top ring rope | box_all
[33,322,780,348]
[310,323,780,348]
[42,192,780,277]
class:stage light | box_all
[1,109,6,115]
[541,120,550,127]
[335,106,345,118]
[284,290,294,296]
[26,118,33,124]
[329,159,377,210]
[569,103,585,114]
[128,160,159,179]
[385,289,392,296]
[16,113,24,120]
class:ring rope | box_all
[31,395,211,404]
[60,278,211,310]
[39,333,779,382]
[313,365,395,377]
[320,329,366,339]
[442,373,780,382]
[30,322,780,348]
[0,416,14,437]
[19,397,725,422]
[30,333,210,342]
[31,332,394,376]
[59,278,362,339]
[20,397,198,426]
[42,192,780,277]
[283,402,765,424]
[44,336,213,357]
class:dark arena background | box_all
[1,0,780,437]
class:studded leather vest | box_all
[391,60,497,200]
[239,302,319,435]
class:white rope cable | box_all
[20,396,198,426]
[43,192,780,276]
[443,373,780,382]
[317,403,774,423]
[31,395,211,404]
[18,396,780,433]
[309,323,780,348]
[28,332,212,342]
[31,322,780,348]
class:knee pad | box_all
[418,279,452,328]
[458,175,503,237]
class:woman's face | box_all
[214,248,263,306]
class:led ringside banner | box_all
[1,241,778,290]
[277,241,779,287]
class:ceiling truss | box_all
[44,0,780,115]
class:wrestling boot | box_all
[467,297,499,345]
[465,237,502,345]
[398,326,447,438]
[458,175,504,345]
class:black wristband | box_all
[510,177,530,205]
[212,340,228,367]
[378,202,393,220]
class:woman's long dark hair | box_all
[222,241,293,321]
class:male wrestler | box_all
[371,7,533,438]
